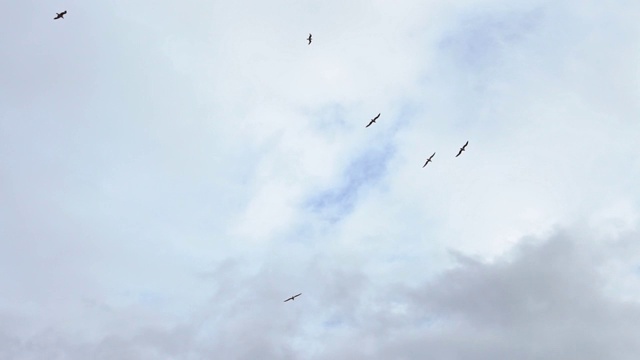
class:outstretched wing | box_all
[429,152,436,160]
[456,149,463,157]
[462,141,469,149]
[284,293,301,302]
[61,10,67,15]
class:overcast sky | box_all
[1,0,640,358]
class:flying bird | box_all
[366,113,380,128]
[423,152,436,167]
[284,293,302,302]
[456,141,469,157]
[307,33,312,45]
[54,10,67,20]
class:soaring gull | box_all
[284,293,302,302]
[366,113,380,128]
[423,152,436,167]
[456,141,469,157]
[54,10,67,20]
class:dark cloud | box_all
[2,230,639,359]
[322,231,640,360]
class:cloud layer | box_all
[1,0,639,358]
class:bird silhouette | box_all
[284,293,302,302]
[423,152,436,167]
[366,113,380,128]
[307,34,312,45]
[456,141,469,157]
[54,10,67,20]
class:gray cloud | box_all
[1,0,639,358]
[321,230,640,359]
[2,229,639,359]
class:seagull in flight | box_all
[456,141,469,157]
[366,113,380,128]
[54,10,67,20]
[284,293,302,302]
[307,33,312,45]
[423,152,436,167]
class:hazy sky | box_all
[1,0,640,358]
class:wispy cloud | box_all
[1,0,639,358]
[307,142,395,223]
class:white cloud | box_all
[1,0,639,358]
